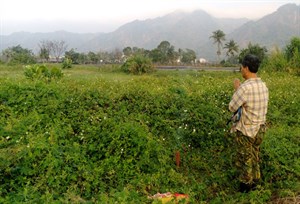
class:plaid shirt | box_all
[229,78,269,138]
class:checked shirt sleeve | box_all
[229,86,245,113]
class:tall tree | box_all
[181,49,196,64]
[65,48,80,64]
[239,43,267,63]
[210,30,226,62]
[150,41,177,64]
[224,40,239,57]
[38,40,51,62]
[49,40,68,62]
[123,47,132,58]
[224,40,239,64]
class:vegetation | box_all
[224,40,239,64]
[0,63,299,203]
[39,40,68,62]
[210,30,226,62]
[24,64,64,82]
[62,58,73,69]
[239,43,268,63]
[121,55,155,74]
[1,45,36,65]
[261,37,300,75]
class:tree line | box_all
[1,30,299,73]
[0,40,197,66]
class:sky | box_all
[1,0,299,35]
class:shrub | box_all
[24,64,63,82]
[62,58,73,69]
[261,48,288,72]
[121,55,155,74]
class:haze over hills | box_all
[0,3,299,61]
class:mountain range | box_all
[0,3,299,61]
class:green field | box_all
[0,64,299,203]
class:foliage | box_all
[24,64,63,82]
[180,49,197,64]
[0,66,299,203]
[284,36,300,61]
[62,58,73,69]
[210,30,226,62]
[1,45,36,65]
[38,40,51,62]
[121,55,155,74]
[224,40,239,64]
[285,37,300,75]
[239,42,268,64]
[150,41,178,64]
[261,47,288,72]
[64,48,80,64]
[261,37,300,75]
[224,40,239,56]
[37,40,68,62]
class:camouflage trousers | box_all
[234,125,266,184]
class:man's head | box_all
[241,54,261,73]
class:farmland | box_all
[0,64,299,203]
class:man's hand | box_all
[234,78,240,91]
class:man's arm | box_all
[229,79,244,112]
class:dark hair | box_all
[242,54,261,73]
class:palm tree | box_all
[224,40,239,64]
[210,30,226,63]
[224,40,239,57]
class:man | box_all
[229,54,269,193]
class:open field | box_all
[0,64,299,203]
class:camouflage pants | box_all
[234,126,266,184]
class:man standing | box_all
[229,54,269,192]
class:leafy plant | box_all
[62,58,73,69]
[121,55,155,74]
[24,64,63,82]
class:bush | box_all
[24,64,63,82]
[288,49,300,75]
[62,58,73,69]
[121,55,155,74]
[261,48,288,72]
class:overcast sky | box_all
[0,0,299,35]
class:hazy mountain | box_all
[228,3,300,49]
[199,3,300,61]
[0,31,99,54]
[0,3,299,61]
[80,10,248,52]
